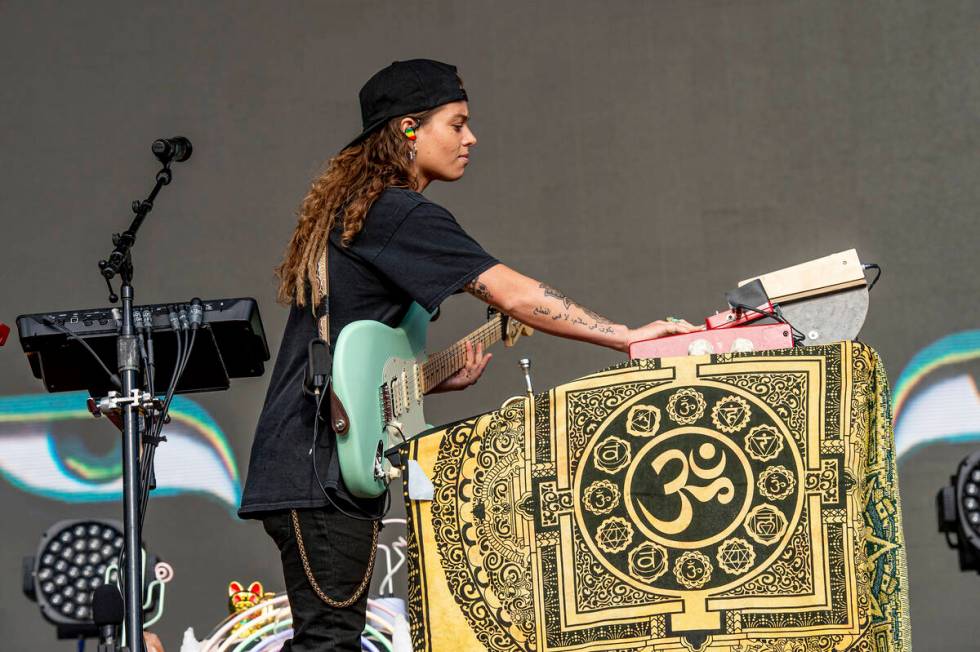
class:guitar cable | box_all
[309,386,391,522]
[291,386,385,608]
[112,307,187,581]
[730,302,807,346]
[863,263,882,291]
[117,304,199,577]
[140,307,199,516]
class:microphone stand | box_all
[97,159,177,652]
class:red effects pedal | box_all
[629,323,794,359]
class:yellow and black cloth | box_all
[399,342,910,651]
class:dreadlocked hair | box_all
[275,109,436,307]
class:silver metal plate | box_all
[776,287,869,345]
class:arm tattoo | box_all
[539,282,573,309]
[539,282,614,325]
[582,306,613,324]
[465,278,493,302]
[533,306,551,316]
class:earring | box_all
[405,124,417,161]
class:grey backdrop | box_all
[1,0,978,649]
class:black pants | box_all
[262,507,375,651]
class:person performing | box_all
[238,59,698,651]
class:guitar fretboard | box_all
[421,314,504,393]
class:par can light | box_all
[937,449,980,573]
[22,519,157,639]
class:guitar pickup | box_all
[400,370,410,410]
[413,365,423,404]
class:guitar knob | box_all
[386,421,405,443]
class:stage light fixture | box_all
[937,449,980,573]
[22,519,159,639]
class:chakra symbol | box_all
[673,551,713,589]
[628,542,669,581]
[593,436,632,474]
[743,424,784,461]
[743,504,788,545]
[595,517,634,553]
[757,465,796,501]
[626,405,662,437]
[711,395,751,433]
[666,388,706,425]
[583,480,621,515]
[716,537,756,575]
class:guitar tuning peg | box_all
[519,358,533,396]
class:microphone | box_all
[92,584,124,650]
[152,136,193,163]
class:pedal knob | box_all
[687,339,715,356]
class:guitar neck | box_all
[421,314,504,393]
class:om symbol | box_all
[583,480,621,515]
[757,465,796,501]
[666,388,707,425]
[579,386,799,595]
[637,442,734,535]
[673,551,713,589]
[627,430,753,547]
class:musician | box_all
[238,59,697,651]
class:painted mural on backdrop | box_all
[0,330,975,514]
[892,330,980,459]
[0,391,240,512]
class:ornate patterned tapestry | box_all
[399,343,910,651]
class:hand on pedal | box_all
[626,319,702,350]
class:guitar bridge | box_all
[380,384,394,425]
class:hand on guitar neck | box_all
[464,263,700,353]
[427,339,492,393]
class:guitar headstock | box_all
[488,308,533,347]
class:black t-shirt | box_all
[238,187,498,518]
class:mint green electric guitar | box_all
[331,304,532,498]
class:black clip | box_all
[304,338,331,397]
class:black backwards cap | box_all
[344,59,468,150]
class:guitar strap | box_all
[289,239,380,610]
[313,242,330,343]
